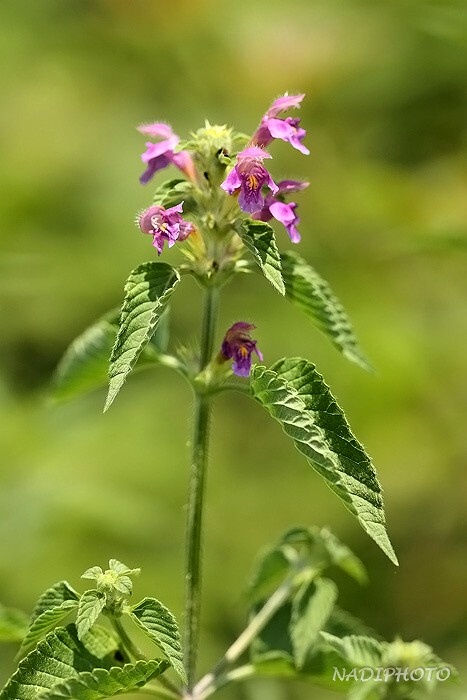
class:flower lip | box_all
[266,93,305,118]
[237,145,272,160]
[137,122,175,138]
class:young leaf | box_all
[105,262,180,411]
[17,600,78,658]
[0,605,29,643]
[320,632,383,667]
[29,582,79,624]
[250,359,398,565]
[281,251,372,372]
[76,591,106,640]
[238,220,285,295]
[130,597,186,683]
[37,660,170,700]
[0,625,111,700]
[291,578,338,669]
[80,625,124,664]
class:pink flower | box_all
[138,202,194,255]
[252,94,309,155]
[138,122,195,184]
[220,146,278,214]
[253,180,309,243]
[220,322,263,377]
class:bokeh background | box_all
[1,1,466,698]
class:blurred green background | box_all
[1,0,466,697]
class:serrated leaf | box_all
[130,598,186,683]
[76,592,106,641]
[281,251,372,371]
[0,605,29,643]
[246,546,291,604]
[105,262,180,411]
[291,578,338,669]
[30,583,79,625]
[238,220,285,295]
[250,359,398,565]
[325,606,377,639]
[17,600,78,658]
[37,659,170,700]
[0,624,111,700]
[320,632,383,667]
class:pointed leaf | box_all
[0,605,29,643]
[291,578,338,669]
[76,591,106,640]
[250,359,398,565]
[247,547,291,604]
[17,600,78,658]
[281,251,372,371]
[81,567,104,582]
[238,220,285,295]
[30,582,79,624]
[0,625,112,700]
[37,659,170,700]
[320,632,383,667]
[130,597,186,683]
[105,262,180,411]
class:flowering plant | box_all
[0,95,454,700]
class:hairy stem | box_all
[184,285,219,691]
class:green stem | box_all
[111,617,147,661]
[193,575,296,699]
[111,618,180,697]
[184,286,219,691]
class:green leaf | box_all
[0,605,29,643]
[238,220,285,295]
[80,626,124,665]
[320,632,383,667]
[0,625,112,700]
[250,359,398,565]
[17,600,78,658]
[105,262,181,411]
[246,546,291,604]
[325,606,377,639]
[281,251,372,371]
[152,178,197,213]
[76,592,106,640]
[52,314,119,402]
[29,582,79,624]
[291,578,338,669]
[130,597,186,683]
[37,660,170,700]
[52,307,171,404]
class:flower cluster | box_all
[221,94,309,241]
[134,94,309,377]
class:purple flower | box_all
[138,202,194,255]
[253,180,309,244]
[252,93,309,155]
[220,322,263,377]
[138,122,196,184]
[220,146,278,214]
